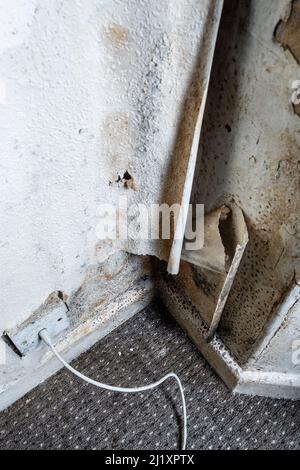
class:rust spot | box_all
[104,23,129,50]
[274,0,300,64]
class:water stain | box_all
[104,23,129,50]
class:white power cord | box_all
[39,329,187,450]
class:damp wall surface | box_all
[0,0,219,333]
[191,0,300,364]
[2,0,298,380]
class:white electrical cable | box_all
[39,329,187,450]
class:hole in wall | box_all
[114,170,136,190]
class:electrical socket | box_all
[3,303,69,357]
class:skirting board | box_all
[0,278,155,412]
[158,278,300,401]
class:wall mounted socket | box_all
[3,303,69,357]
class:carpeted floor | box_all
[0,300,299,450]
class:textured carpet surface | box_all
[0,300,299,450]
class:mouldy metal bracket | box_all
[178,203,249,340]
[3,302,69,357]
[208,204,249,339]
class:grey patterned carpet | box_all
[0,300,299,450]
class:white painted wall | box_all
[0,0,216,332]
[0,0,107,331]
